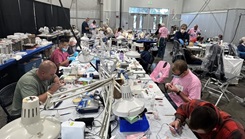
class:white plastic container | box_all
[61,121,85,139]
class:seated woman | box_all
[137,43,154,72]
[115,27,123,38]
[237,37,245,59]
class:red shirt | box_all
[175,99,245,139]
[50,48,69,67]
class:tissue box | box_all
[61,121,85,139]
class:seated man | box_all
[165,60,201,108]
[137,43,154,72]
[237,37,245,59]
[50,38,76,68]
[169,99,245,139]
[11,60,63,116]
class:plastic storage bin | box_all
[18,57,42,76]
[119,114,149,132]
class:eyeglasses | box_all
[172,70,185,76]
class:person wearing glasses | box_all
[165,60,201,108]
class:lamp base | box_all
[0,116,61,139]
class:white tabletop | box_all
[186,46,202,51]
[41,53,197,139]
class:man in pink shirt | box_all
[50,38,76,68]
[158,23,168,59]
[188,24,201,42]
[165,60,201,108]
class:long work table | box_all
[40,52,197,139]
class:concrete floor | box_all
[1,42,245,129]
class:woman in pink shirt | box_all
[188,25,201,42]
[158,23,169,59]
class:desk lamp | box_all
[125,42,141,58]
[113,83,145,117]
[78,49,94,63]
[0,96,60,139]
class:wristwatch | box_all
[176,90,181,95]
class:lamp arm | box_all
[44,77,115,109]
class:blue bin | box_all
[119,114,149,132]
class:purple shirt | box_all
[169,70,201,107]
[50,48,69,67]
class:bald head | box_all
[38,60,57,73]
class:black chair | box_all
[0,82,20,123]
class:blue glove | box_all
[68,57,76,61]
[73,51,79,57]
[178,39,184,45]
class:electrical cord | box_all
[110,120,119,133]
[85,131,102,139]
[93,120,102,127]
[94,107,104,119]
[156,123,166,139]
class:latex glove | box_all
[68,56,76,61]
[178,39,184,45]
[73,51,79,57]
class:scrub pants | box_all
[158,37,167,59]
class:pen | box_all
[60,112,71,116]
[166,123,180,136]
[52,112,71,117]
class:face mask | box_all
[139,49,144,52]
[62,48,68,52]
[172,75,180,78]
[181,29,186,33]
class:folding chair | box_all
[201,44,237,106]
[172,40,186,63]
[0,82,20,123]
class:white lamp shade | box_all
[116,36,125,40]
[125,51,141,58]
[0,96,61,139]
[81,34,89,41]
[78,52,94,63]
[113,84,145,117]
